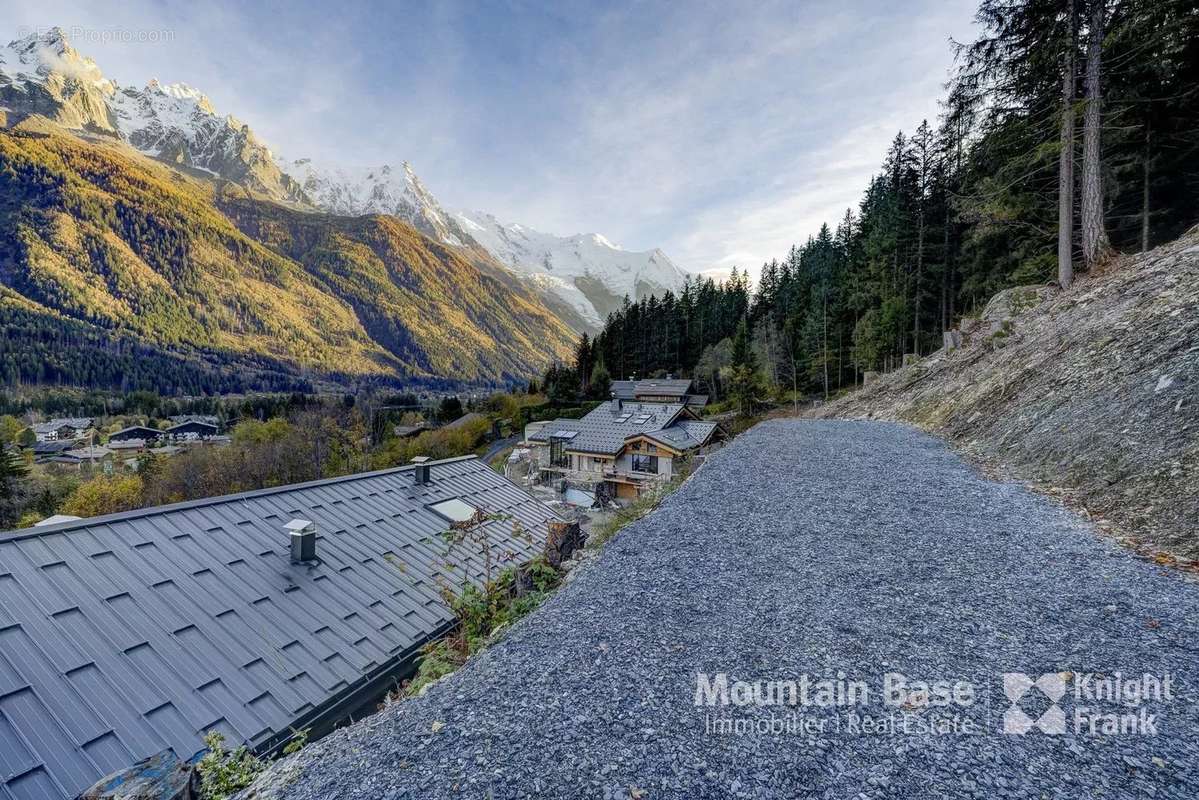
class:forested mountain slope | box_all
[0,128,575,391]
[811,232,1199,559]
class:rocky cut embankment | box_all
[811,229,1199,560]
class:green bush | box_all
[196,732,264,800]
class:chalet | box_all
[30,440,75,462]
[528,398,724,502]
[166,419,220,441]
[30,417,94,442]
[44,445,115,469]
[109,425,166,443]
[0,456,562,800]
[168,414,220,427]
[63,445,112,461]
[393,423,428,439]
[107,439,149,454]
[610,377,709,409]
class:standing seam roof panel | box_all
[0,457,558,800]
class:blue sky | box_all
[4,0,979,275]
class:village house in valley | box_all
[527,395,723,502]
[108,425,167,444]
[0,456,565,800]
[164,416,221,441]
[30,417,94,443]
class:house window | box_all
[631,454,658,474]
[549,439,569,467]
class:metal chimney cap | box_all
[410,456,431,463]
[284,518,315,534]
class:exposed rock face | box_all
[0,27,118,133]
[276,158,474,246]
[1,28,304,204]
[454,210,692,329]
[811,230,1199,558]
[110,80,306,203]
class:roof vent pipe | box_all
[285,519,316,563]
[411,455,431,485]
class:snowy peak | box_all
[1,27,302,202]
[275,157,469,246]
[454,210,690,329]
[107,74,302,201]
[142,78,217,115]
[2,27,108,87]
[1,28,118,132]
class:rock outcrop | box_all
[812,230,1199,559]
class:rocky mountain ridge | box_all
[0,27,692,332]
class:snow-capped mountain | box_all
[275,158,471,246]
[0,26,118,132]
[109,79,304,202]
[454,210,691,328]
[1,26,691,332]
[1,27,302,202]
[269,156,690,328]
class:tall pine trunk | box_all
[822,294,829,401]
[1081,0,1110,268]
[914,209,924,353]
[1058,0,1077,288]
[1141,118,1151,253]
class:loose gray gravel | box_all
[244,420,1199,800]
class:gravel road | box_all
[244,420,1199,799]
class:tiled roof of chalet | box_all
[0,456,558,800]
[529,402,686,455]
[31,418,93,434]
[30,442,74,455]
[168,415,220,426]
[165,419,219,433]
[610,380,637,400]
[109,426,165,439]
[62,446,112,460]
[632,379,693,397]
[639,419,719,452]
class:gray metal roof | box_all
[109,426,164,441]
[631,379,693,397]
[530,402,688,455]
[31,419,93,435]
[609,380,637,400]
[639,420,720,452]
[0,456,558,800]
[164,420,218,434]
[609,380,694,401]
[167,416,219,426]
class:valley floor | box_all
[244,420,1199,799]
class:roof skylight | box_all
[429,498,479,523]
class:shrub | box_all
[195,732,264,800]
[60,474,143,518]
